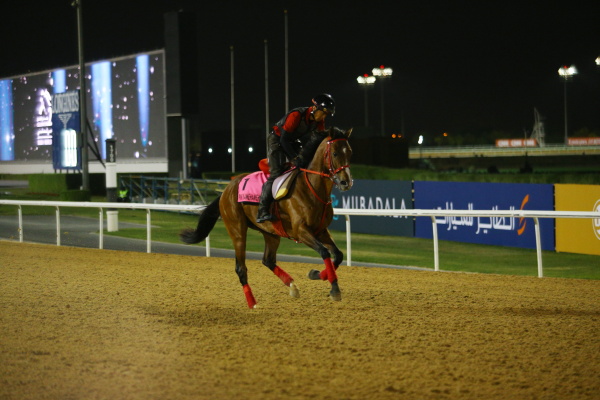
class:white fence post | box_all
[18,205,23,242]
[146,209,151,253]
[345,215,352,267]
[55,206,61,246]
[534,217,543,278]
[430,216,440,271]
[99,208,104,250]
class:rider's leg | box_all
[257,135,286,223]
[256,178,275,222]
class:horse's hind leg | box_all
[261,232,300,298]
[235,257,257,309]
[232,238,257,308]
[221,202,257,308]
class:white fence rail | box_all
[1,200,598,278]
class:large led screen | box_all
[0,50,166,164]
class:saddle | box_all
[237,159,300,203]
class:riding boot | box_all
[256,180,274,223]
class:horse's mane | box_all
[299,127,348,164]
[327,127,348,141]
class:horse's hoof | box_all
[289,282,300,298]
[307,269,321,280]
[329,292,342,301]
[330,282,341,301]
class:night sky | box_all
[2,0,599,144]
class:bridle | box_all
[300,138,350,181]
[300,137,351,205]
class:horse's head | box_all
[319,127,353,192]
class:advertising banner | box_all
[496,138,538,147]
[51,91,81,170]
[414,181,554,250]
[330,180,414,236]
[555,184,600,256]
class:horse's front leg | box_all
[298,229,341,301]
[261,231,300,298]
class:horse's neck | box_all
[305,153,333,196]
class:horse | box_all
[179,127,353,308]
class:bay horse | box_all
[179,127,353,308]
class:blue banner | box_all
[51,91,81,170]
[414,181,554,250]
[330,179,414,236]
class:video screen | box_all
[0,50,166,163]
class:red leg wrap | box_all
[243,284,257,308]
[319,269,328,280]
[273,266,293,287]
[323,258,337,283]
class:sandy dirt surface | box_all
[0,240,598,400]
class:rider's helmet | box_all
[312,93,335,116]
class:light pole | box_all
[356,74,376,127]
[73,0,89,190]
[372,65,393,137]
[558,65,577,145]
[418,134,424,163]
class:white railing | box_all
[0,200,208,255]
[336,209,599,277]
[1,199,598,278]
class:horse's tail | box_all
[179,195,221,244]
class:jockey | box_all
[256,93,336,223]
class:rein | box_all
[300,138,349,185]
[298,138,350,231]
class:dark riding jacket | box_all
[272,106,325,159]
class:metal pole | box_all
[364,87,369,127]
[75,0,89,190]
[230,46,235,173]
[265,39,270,153]
[181,117,188,179]
[563,79,568,145]
[380,79,385,136]
[284,9,289,113]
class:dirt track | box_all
[1,240,598,399]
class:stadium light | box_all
[558,65,578,145]
[372,65,393,136]
[356,74,376,127]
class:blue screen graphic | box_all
[0,51,165,163]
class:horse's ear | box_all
[345,128,353,138]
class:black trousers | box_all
[258,133,288,211]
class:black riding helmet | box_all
[312,93,335,116]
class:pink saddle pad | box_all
[237,169,296,203]
[238,171,268,203]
